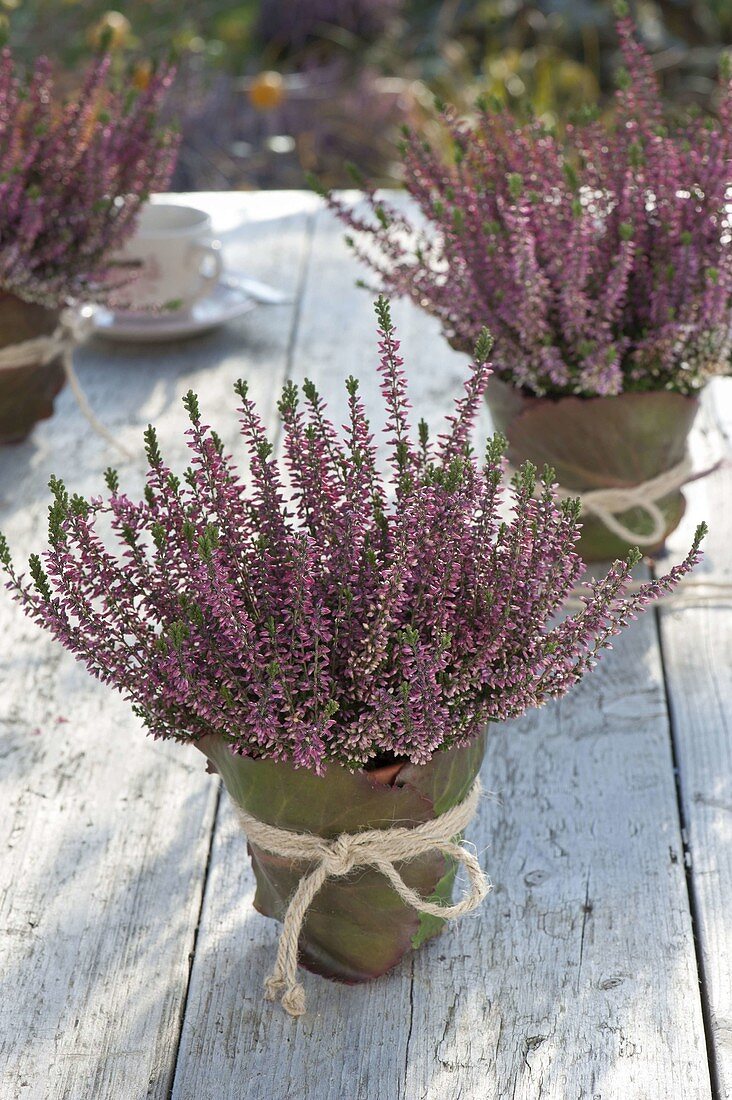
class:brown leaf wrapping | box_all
[198,733,486,983]
[485,377,699,561]
[0,295,65,445]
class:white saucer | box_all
[89,281,257,343]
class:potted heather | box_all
[0,49,176,444]
[0,300,704,1016]
[326,9,732,560]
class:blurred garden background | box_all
[5,0,732,191]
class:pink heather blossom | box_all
[327,15,732,397]
[0,300,705,773]
[0,49,178,309]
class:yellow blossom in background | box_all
[248,71,285,111]
[131,59,152,91]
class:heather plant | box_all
[0,49,177,309]
[327,11,732,397]
[0,300,705,773]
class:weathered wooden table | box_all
[1,192,730,1100]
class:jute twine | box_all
[234,778,489,1018]
[507,455,695,547]
[0,310,132,459]
[506,453,732,606]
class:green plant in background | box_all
[3,1,732,188]
[3,2,256,71]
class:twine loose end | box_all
[280,984,307,1017]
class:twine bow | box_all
[0,309,132,459]
[234,779,489,1018]
[506,450,730,547]
[553,455,694,546]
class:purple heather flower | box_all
[327,14,732,397]
[0,49,178,309]
[0,299,705,773]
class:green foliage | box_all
[144,425,162,469]
[104,467,120,494]
[4,0,732,196]
[183,390,200,423]
[28,554,52,601]
[473,328,494,364]
[374,294,393,334]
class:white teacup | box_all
[114,203,223,315]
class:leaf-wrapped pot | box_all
[485,376,700,562]
[199,731,486,983]
[0,294,65,445]
[0,301,707,1014]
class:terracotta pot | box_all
[0,293,65,445]
[198,732,486,984]
[485,376,700,562]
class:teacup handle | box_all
[187,240,224,302]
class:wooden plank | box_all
[0,192,317,1099]
[170,204,422,1100]
[656,377,732,1100]
[171,204,711,1099]
[406,618,711,1100]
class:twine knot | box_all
[234,778,488,1018]
[263,975,307,1016]
[321,834,359,877]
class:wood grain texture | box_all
[0,192,316,1099]
[170,205,713,1100]
[406,618,711,1100]
[1,194,726,1100]
[656,377,732,1099]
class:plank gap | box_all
[654,604,723,1100]
[402,953,415,1100]
[167,779,223,1100]
[169,202,319,1100]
